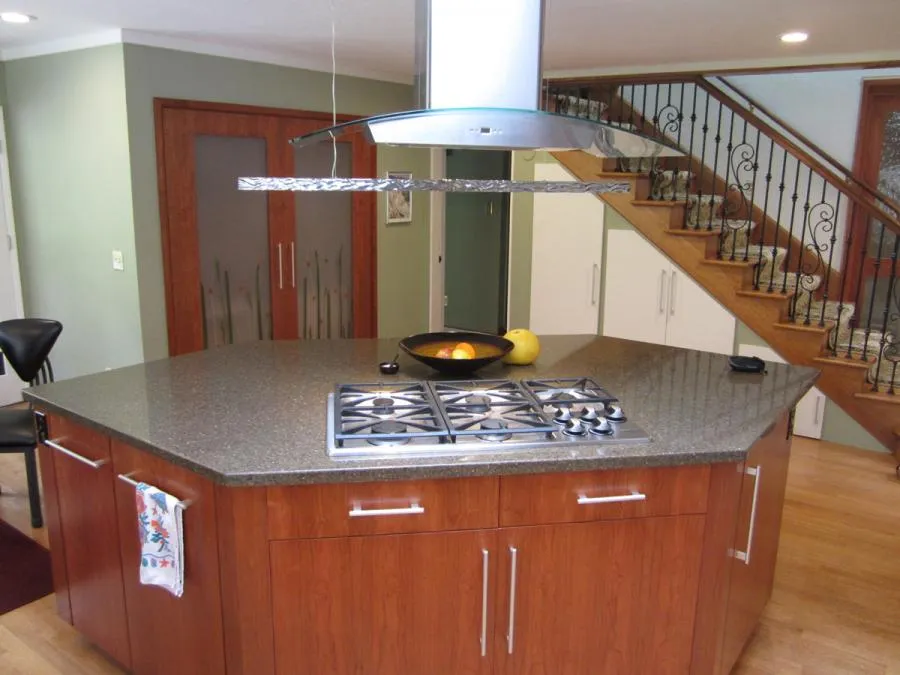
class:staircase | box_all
[544,76,900,459]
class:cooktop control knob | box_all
[590,417,613,435]
[564,417,586,436]
[554,406,572,423]
[606,404,626,421]
[579,405,599,421]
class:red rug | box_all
[0,519,53,614]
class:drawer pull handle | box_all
[734,465,761,565]
[577,491,647,505]
[117,473,193,510]
[44,439,108,469]
[480,549,489,657]
[348,502,425,517]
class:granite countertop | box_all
[24,336,819,486]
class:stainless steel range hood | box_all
[289,0,681,159]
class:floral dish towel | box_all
[135,482,185,597]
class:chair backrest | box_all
[0,319,62,384]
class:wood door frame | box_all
[154,98,377,355]
[846,79,900,303]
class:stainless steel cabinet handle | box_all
[669,270,677,316]
[44,439,107,469]
[290,242,296,289]
[506,546,518,655]
[348,502,425,517]
[577,491,647,505]
[117,473,193,509]
[813,395,824,425]
[277,243,283,290]
[658,270,667,314]
[480,549,489,657]
[734,465,761,565]
[591,263,600,306]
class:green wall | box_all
[376,145,431,337]
[508,152,534,328]
[122,44,427,359]
[5,45,142,379]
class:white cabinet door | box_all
[603,230,669,345]
[529,163,604,334]
[737,344,825,439]
[664,263,736,355]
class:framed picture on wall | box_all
[386,171,413,224]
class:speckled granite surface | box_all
[24,336,819,486]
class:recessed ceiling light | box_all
[0,12,35,23]
[780,31,808,43]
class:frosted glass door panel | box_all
[294,141,353,339]
[195,135,271,349]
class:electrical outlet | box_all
[112,250,124,271]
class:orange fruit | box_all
[455,342,476,358]
[451,348,473,360]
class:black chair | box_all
[0,319,63,528]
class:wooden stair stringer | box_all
[552,149,898,454]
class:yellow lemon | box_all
[502,329,540,365]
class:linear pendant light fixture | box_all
[238,0,682,194]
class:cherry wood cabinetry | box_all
[271,530,496,675]
[495,516,706,675]
[719,413,793,674]
[112,440,226,675]
[35,407,794,675]
[39,414,132,669]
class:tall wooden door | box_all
[156,101,377,356]
[849,80,900,340]
[495,516,705,675]
[270,530,496,675]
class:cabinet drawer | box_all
[267,476,499,539]
[499,464,710,526]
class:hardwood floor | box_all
[1,438,898,674]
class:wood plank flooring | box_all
[1,438,898,674]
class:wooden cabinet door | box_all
[720,413,792,674]
[496,516,705,675]
[603,229,669,345]
[112,440,226,675]
[46,415,131,669]
[270,530,496,675]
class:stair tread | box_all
[773,322,832,335]
[701,258,755,268]
[596,172,645,179]
[736,290,793,301]
[812,356,875,370]
[854,391,899,404]
[665,228,720,237]
[632,200,688,207]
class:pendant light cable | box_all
[329,0,337,179]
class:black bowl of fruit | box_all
[399,331,514,375]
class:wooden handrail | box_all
[711,76,900,217]
[692,78,900,237]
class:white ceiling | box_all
[1,0,898,82]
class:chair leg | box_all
[24,447,43,528]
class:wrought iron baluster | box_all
[717,110,736,260]
[708,98,724,232]
[871,235,899,391]
[605,84,615,127]
[756,137,776,289]
[770,151,789,293]
[742,125,761,263]
[794,166,814,313]
[848,219,872,359]
[684,83,699,230]
[862,223,887,362]
[782,160,802,300]
[628,84,636,128]
[834,198,854,354]
[676,82,685,147]
[641,82,648,131]
[694,92,710,232]
[817,191,841,328]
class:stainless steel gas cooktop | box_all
[326,378,650,458]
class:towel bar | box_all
[118,473,193,510]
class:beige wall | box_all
[5,45,143,379]
[122,44,429,360]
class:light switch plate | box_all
[112,250,124,271]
